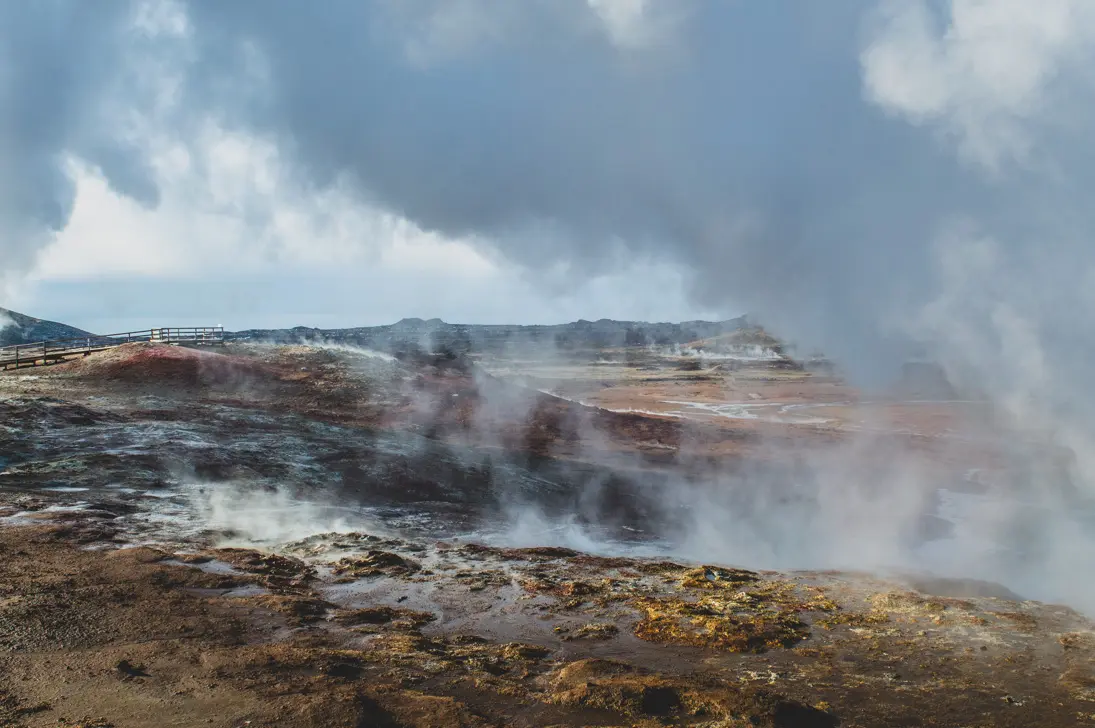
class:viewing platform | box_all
[0,327,225,370]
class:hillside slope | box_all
[0,307,92,347]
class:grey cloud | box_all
[862,0,1095,171]
[0,2,142,274]
[4,0,1095,397]
[175,1,959,375]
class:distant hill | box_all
[686,326,786,354]
[228,316,750,355]
[0,308,93,347]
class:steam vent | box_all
[0,307,1089,726]
[3,1,1094,725]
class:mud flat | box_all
[0,342,1091,726]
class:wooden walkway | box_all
[0,327,225,370]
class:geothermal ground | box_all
[0,340,1093,727]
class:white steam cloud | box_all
[189,482,373,546]
[862,0,1095,171]
[5,1,1095,610]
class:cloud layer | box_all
[4,0,1095,403]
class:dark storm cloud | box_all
[0,1,161,276]
[173,4,880,369]
[4,0,1095,393]
[174,0,1054,382]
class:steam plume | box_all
[6,1,1095,605]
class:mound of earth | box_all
[687,325,786,355]
[50,342,280,390]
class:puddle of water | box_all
[662,399,839,425]
[599,407,683,418]
[0,503,91,525]
[37,503,89,512]
[183,584,270,599]
[456,524,670,559]
[163,557,245,576]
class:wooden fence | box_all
[0,327,225,370]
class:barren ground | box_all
[0,341,1091,727]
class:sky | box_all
[3,0,740,333]
[3,0,1095,394]
[14,146,723,332]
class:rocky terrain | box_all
[0,329,1091,727]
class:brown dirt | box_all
[0,340,1087,726]
[2,514,1094,727]
[50,343,282,391]
[6,341,990,470]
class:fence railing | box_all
[0,326,225,368]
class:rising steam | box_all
[7,2,1095,610]
[189,482,373,546]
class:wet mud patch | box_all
[3,518,1095,727]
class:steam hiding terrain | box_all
[1,321,1094,727]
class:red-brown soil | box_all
[52,343,282,391]
[0,340,1075,727]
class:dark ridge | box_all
[0,307,92,347]
[226,315,751,355]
